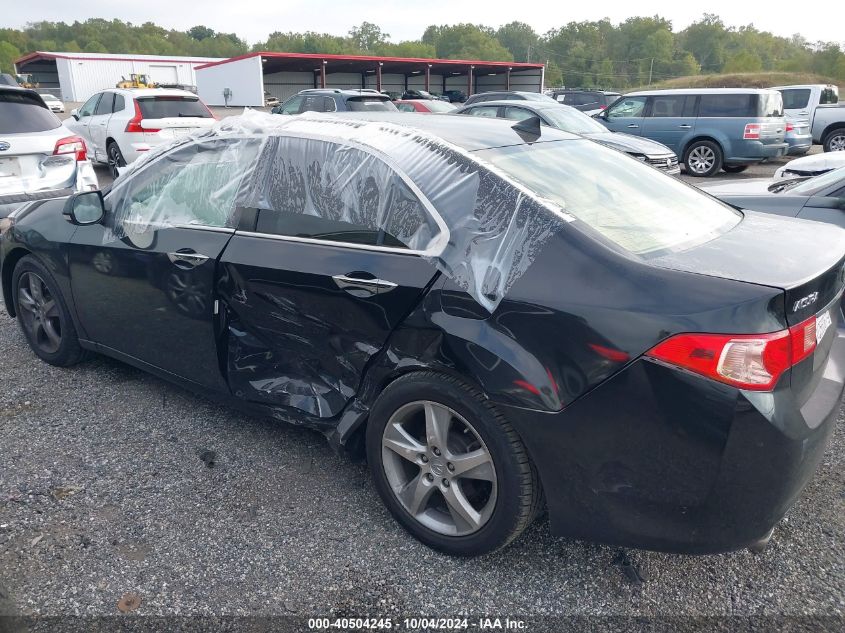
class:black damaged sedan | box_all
[2,111,844,556]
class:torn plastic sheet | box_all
[112,110,571,312]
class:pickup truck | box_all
[773,84,845,152]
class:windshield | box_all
[136,96,212,119]
[787,166,845,196]
[0,91,61,133]
[346,97,397,112]
[476,140,741,256]
[541,106,609,134]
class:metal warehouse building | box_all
[14,51,224,102]
[195,52,546,106]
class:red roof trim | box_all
[15,51,219,66]
[195,51,544,71]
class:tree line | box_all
[1,14,843,90]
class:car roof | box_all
[330,111,580,151]
[460,100,562,111]
[0,84,39,97]
[298,89,390,98]
[107,88,200,98]
[626,88,779,97]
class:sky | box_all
[5,0,844,46]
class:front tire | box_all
[366,372,542,556]
[684,140,723,177]
[107,141,126,180]
[823,127,845,152]
[12,256,87,367]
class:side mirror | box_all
[70,108,79,120]
[63,191,105,226]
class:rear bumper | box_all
[500,328,845,554]
[786,133,813,155]
[726,141,788,164]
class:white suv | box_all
[66,88,216,179]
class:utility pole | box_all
[527,44,531,63]
[648,58,654,86]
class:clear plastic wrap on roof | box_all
[111,110,571,311]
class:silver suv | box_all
[597,88,787,176]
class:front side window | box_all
[107,139,261,242]
[240,136,442,252]
[779,89,811,110]
[280,95,304,115]
[78,93,101,118]
[476,139,741,257]
[607,96,647,118]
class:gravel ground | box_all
[0,306,843,630]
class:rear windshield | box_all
[0,91,61,133]
[779,89,811,109]
[345,97,397,112]
[476,140,741,257]
[136,96,211,119]
[699,93,783,117]
[423,100,456,113]
[820,86,840,105]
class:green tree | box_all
[495,22,538,62]
[188,25,216,41]
[83,40,108,54]
[0,41,21,74]
[425,24,512,61]
[723,50,763,73]
[348,22,389,52]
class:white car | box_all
[39,93,65,113]
[65,88,216,179]
[774,151,845,179]
[0,85,97,218]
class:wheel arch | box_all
[2,247,32,317]
[681,135,725,161]
[821,124,845,146]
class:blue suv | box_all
[597,88,787,177]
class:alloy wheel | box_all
[17,272,62,354]
[687,146,716,174]
[108,145,121,180]
[381,400,497,536]
[830,134,845,152]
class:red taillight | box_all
[599,105,607,110]
[53,136,87,161]
[785,122,794,132]
[645,316,817,391]
[125,99,160,133]
[743,123,761,140]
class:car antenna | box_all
[511,115,542,142]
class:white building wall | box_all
[197,56,264,107]
[63,57,216,102]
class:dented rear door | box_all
[218,231,437,419]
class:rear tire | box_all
[683,140,723,177]
[722,165,748,174]
[823,127,845,152]
[107,141,126,180]
[12,256,87,367]
[366,372,542,556]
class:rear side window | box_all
[136,96,211,119]
[345,97,396,112]
[300,95,332,113]
[649,95,687,117]
[820,86,839,105]
[467,106,499,118]
[0,90,61,133]
[699,94,755,117]
[242,136,441,252]
[95,92,114,115]
[779,89,811,109]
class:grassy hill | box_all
[634,72,841,91]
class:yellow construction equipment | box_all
[15,74,39,89]
[116,74,158,89]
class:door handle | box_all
[332,273,397,296]
[168,250,209,269]
[678,124,692,129]
[627,124,639,128]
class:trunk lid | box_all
[650,211,845,327]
